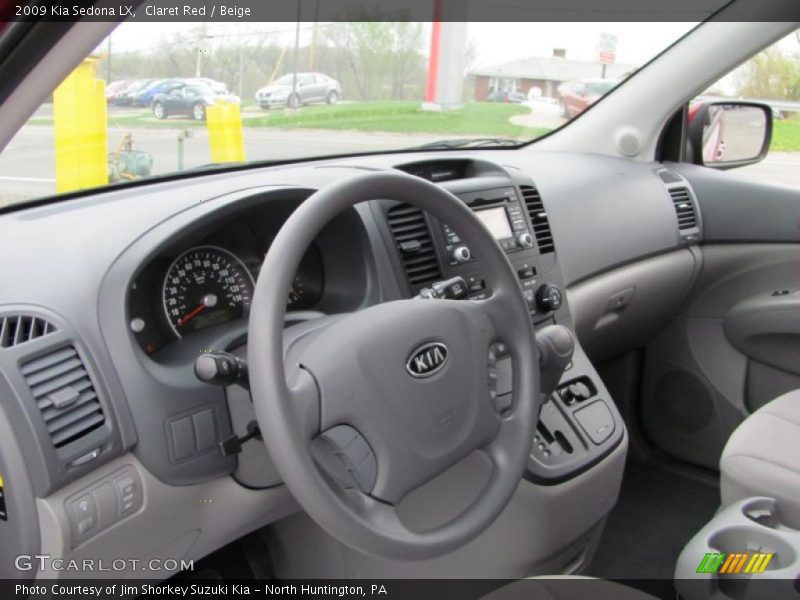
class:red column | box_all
[425,0,443,103]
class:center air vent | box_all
[669,187,697,230]
[21,346,105,448]
[0,315,57,349]
[520,185,555,254]
[386,204,442,291]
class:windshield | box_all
[0,21,697,208]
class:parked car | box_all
[151,84,240,121]
[186,78,229,95]
[557,78,617,118]
[254,72,341,109]
[485,90,526,103]
[132,78,184,107]
[104,79,129,103]
[113,78,154,106]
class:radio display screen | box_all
[475,207,513,240]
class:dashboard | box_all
[0,148,706,579]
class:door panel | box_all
[637,162,800,469]
[641,243,800,469]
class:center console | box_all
[676,497,800,600]
[377,158,626,485]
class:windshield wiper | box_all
[409,138,524,150]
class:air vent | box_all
[669,187,697,230]
[386,204,442,290]
[0,315,57,349]
[21,346,105,448]
[520,185,555,254]
[658,169,684,184]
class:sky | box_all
[105,21,701,70]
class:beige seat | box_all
[720,389,800,527]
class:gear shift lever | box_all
[536,325,575,398]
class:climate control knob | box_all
[451,245,472,264]
[517,232,534,248]
[536,284,563,312]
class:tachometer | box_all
[162,246,254,337]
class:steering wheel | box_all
[248,171,539,560]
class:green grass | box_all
[26,101,548,138]
[242,101,548,138]
[770,117,800,152]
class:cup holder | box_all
[741,498,782,530]
[708,526,796,571]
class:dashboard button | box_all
[170,417,195,461]
[71,494,97,537]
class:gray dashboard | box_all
[0,148,699,573]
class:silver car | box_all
[254,72,342,109]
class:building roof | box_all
[470,56,636,82]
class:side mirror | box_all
[687,101,772,169]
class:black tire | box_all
[192,103,206,121]
[152,102,166,120]
[326,90,340,105]
[287,93,300,109]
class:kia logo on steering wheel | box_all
[406,342,448,378]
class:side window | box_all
[696,28,799,186]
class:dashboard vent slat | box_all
[21,346,105,448]
[386,204,442,290]
[669,187,697,230]
[0,315,57,349]
[520,185,555,254]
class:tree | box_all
[319,22,425,101]
[734,46,800,100]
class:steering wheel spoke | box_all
[287,366,321,439]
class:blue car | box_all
[132,79,185,107]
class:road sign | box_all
[599,50,616,65]
[598,33,617,65]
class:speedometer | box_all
[162,246,254,337]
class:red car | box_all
[557,78,617,118]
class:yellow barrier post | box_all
[53,58,108,193]
[206,101,247,164]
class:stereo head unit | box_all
[442,187,534,265]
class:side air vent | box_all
[386,203,442,290]
[520,185,555,254]
[0,315,57,349]
[669,187,697,230]
[658,169,684,184]
[21,346,105,448]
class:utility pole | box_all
[196,25,209,78]
[309,0,320,70]
[309,22,317,70]
[291,0,302,105]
